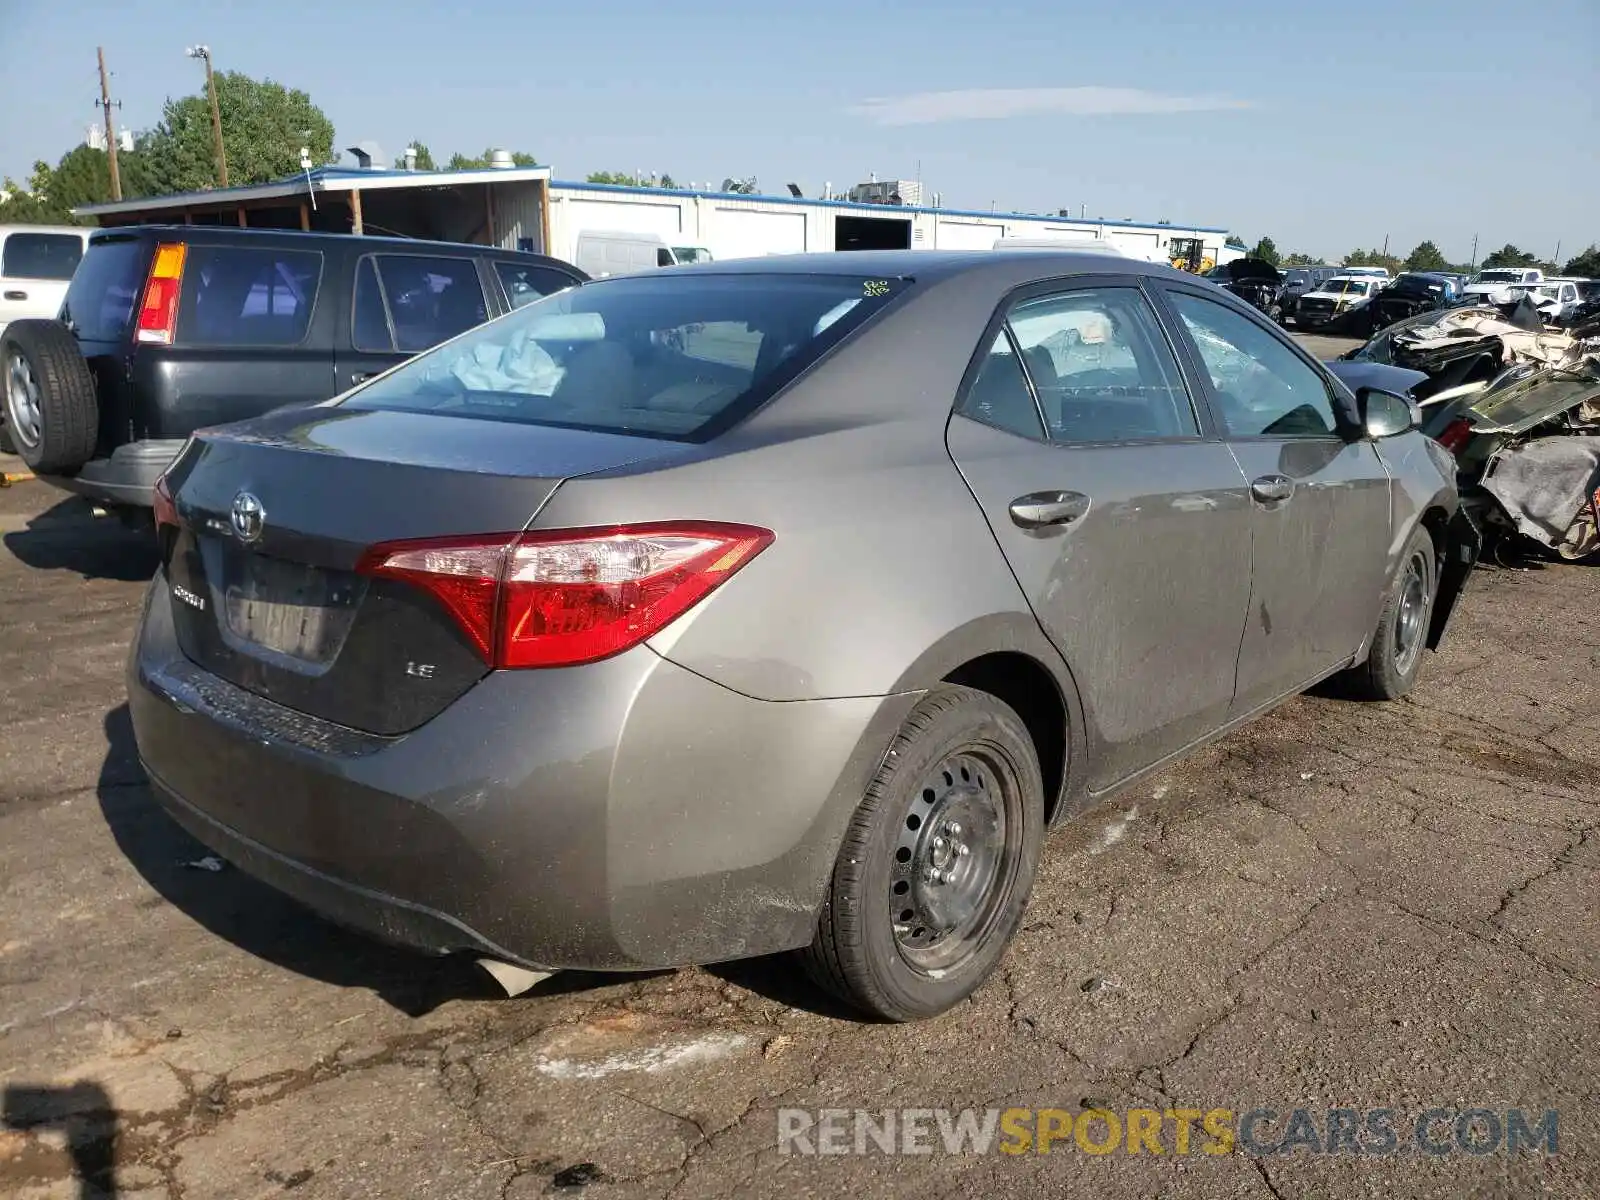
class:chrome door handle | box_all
[1250,475,1294,504]
[349,372,373,385]
[1008,490,1091,529]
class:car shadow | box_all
[2,497,158,582]
[3,1081,118,1198]
[97,704,501,1017]
[706,956,877,1022]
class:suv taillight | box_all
[357,522,774,669]
[135,243,187,345]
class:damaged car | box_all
[1343,305,1600,561]
[1205,258,1285,318]
[1368,272,1458,329]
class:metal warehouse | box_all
[74,159,1232,268]
[545,181,1231,267]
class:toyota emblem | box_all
[230,491,265,544]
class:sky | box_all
[2,0,1596,263]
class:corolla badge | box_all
[230,491,265,543]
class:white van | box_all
[573,230,713,278]
[0,224,90,335]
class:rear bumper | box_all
[45,439,185,508]
[128,571,916,970]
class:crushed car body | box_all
[1342,306,1600,560]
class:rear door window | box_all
[370,255,488,351]
[2,232,84,280]
[178,246,322,346]
[60,237,146,341]
[1005,288,1198,443]
[493,261,579,310]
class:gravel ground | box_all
[1,365,1596,1198]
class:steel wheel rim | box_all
[4,351,42,449]
[889,749,1019,974]
[1393,551,1428,674]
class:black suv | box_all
[0,226,586,513]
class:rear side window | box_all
[346,272,910,440]
[177,246,322,346]
[2,232,84,280]
[60,237,145,341]
[365,255,488,352]
[494,261,578,310]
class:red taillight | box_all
[1434,417,1474,456]
[357,522,774,669]
[152,473,179,531]
[135,243,187,345]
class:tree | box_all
[1481,243,1537,269]
[1343,247,1402,275]
[447,149,539,170]
[0,143,160,223]
[1225,234,1247,250]
[1404,240,1448,272]
[405,141,436,170]
[141,71,335,193]
[1251,236,1279,265]
[586,170,638,184]
[1564,245,1600,277]
[1281,251,1320,267]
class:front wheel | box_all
[1339,526,1437,700]
[801,685,1045,1021]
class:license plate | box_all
[220,553,345,662]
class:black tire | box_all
[0,421,14,457]
[1,319,99,474]
[801,685,1045,1021]
[1340,525,1437,700]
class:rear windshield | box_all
[2,231,84,280]
[60,237,147,341]
[344,272,911,440]
[177,246,323,346]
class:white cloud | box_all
[851,86,1252,127]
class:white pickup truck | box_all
[1460,267,1544,307]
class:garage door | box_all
[563,199,682,238]
[936,220,1007,250]
[712,209,807,259]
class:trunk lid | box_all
[161,405,690,734]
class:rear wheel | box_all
[801,685,1044,1021]
[1,320,99,474]
[1340,525,1436,700]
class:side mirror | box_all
[1358,387,1417,439]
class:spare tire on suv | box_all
[1,319,99,474]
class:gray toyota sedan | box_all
[129,251,1475,1021]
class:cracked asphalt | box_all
[2,413,1597,1198]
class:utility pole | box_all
[187,45,228,188]
[1470,233,1479,271]
[97,46,122,201]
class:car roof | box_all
[649,248,1191,288]
[0,223,90,237]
